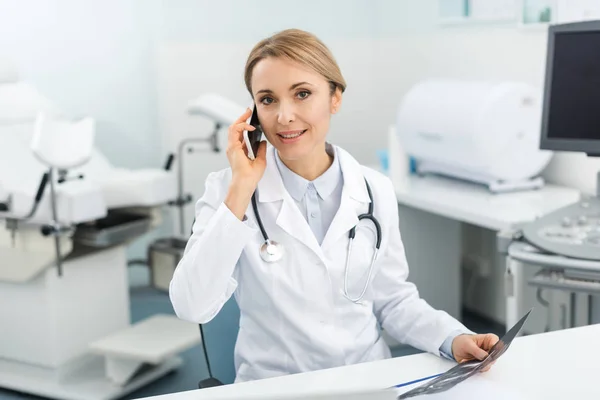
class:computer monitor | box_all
[540,20,600,156]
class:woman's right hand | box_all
[224,108,267,220]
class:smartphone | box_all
[243,104,263,160]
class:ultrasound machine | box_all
[505,20,600,333]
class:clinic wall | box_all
[155,0,392,234]
[155,1,599,327]
[0,0,163,169]
[156,0,600,237]
[379,2,600,324]
[0,0,168,267]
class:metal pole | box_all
[176,123,221,235]
[48,168,63,277]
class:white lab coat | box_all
[169,145,468,383]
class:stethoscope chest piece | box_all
[260,240,284,263]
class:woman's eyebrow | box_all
[255,81,314,96]
[289,81,313,90]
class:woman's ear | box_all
[331,87,342,114]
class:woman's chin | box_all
[274,144,310,161]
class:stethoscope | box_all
[251,178,382,304]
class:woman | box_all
[169,28,499,383]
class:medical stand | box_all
[156,124,226,388]
[170,122,221,235]
[41,168,86,276]
[147,123,222,288]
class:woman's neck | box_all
[279,145,333,181]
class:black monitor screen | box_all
[547,31,600,141]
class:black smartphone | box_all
[243,104,263,160]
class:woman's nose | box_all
[277,102,296,125]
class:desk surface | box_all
[144,324,600,400]
[392,174,581,232]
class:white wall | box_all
[156,0,599,237]
[4,0,596,293]
[369,0,598,324]
[156,0,599,326]
[155,1,600,328]
[0,0,163,169]
[0,0,166,264]
[370,1,599,195]
[156,0,391,234]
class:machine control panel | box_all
[522,197,600,261]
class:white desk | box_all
[388,174,580,327]
[141,324,600,400]
[393,175,580,232]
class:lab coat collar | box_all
[257,144,370,204]
[273,143,341,202]
[256,145,322,259]
[256,144,371,258]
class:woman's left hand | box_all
[451,333,500,372]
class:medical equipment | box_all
[539,21,600,155]
[396,79,553,193]
[169,93,246,235]
[520,20,600,261]
[149,236,187,291]
[251,192,285,263]
[251,178,381,303]
[344,180,382,303]
[0,61,200,400]
[520,198,600,261]
[504,20,600,334]
[147,93,246,292]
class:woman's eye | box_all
[261,97,274,105]
[297,91,310,99]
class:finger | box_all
[228,109,253,146]
[477,334,500,351]
[228,123,256,147]
[227,126,242,148]
[486,334,500,349]
[467,340,489,361]
[481,361,496,372]
[238,123,256,132]
[234,108,252,124]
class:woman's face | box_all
[251,57,342,162]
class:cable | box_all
[198,323,214,379]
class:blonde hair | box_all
[244,29,346,96]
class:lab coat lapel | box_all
[321,146,371,252]
[276,196,324,259]
[257,146,324,260]
[320,191,360,252]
